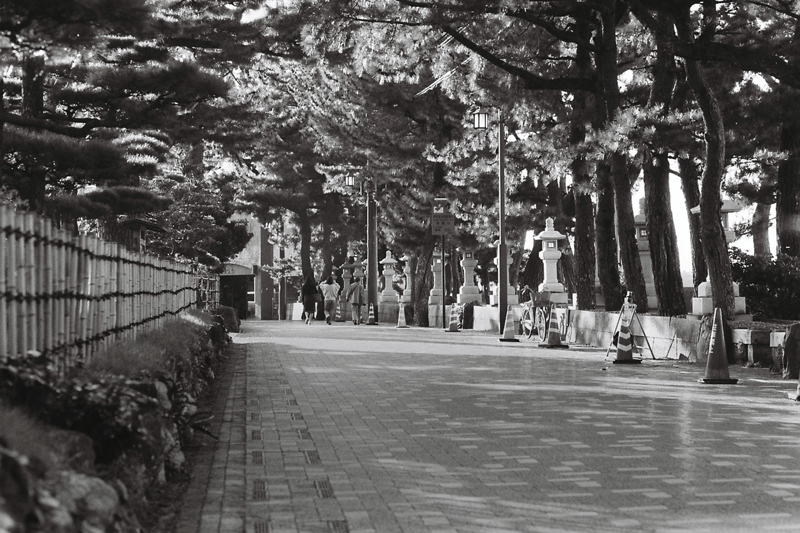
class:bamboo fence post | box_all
[24,213,37,355]
[8,209,19,357]
[109,243,119,349]
[88,236,101,362]
[40,217,53,355]
[15,212,28,356]
[0,205,8,357]
[124,249,132,340]
[75,234,86,364]
[24,214,35,355]
[133,251,140,340]
[55,227,67,374]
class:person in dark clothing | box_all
[301,275,319,324]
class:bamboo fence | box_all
[0,203,202,372]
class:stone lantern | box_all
[689,200,748,318]
[379,251,399,303]
[457,248,481,305]
[339,258,358,322]
[399,254,413,305]
[491,246,518,306]
[534,218,568,305]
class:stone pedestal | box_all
[429,253,443,306]
[457,248,481,305]
[691,279,748,317]
[490,249,517,306]
[688,199,750,320]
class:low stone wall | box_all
[568,310,705,362]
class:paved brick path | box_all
[176,320,800,533]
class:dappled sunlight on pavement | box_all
[177,320,800,533]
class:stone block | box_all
[692,297,715,316]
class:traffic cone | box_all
[539,307,568,349]
[499,305,519,342]
[446,305,460,333]
[612,309,640,364]
[366,303,377,325]
[700,308,738,384]
[396,305,409,329]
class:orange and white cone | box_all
[700,308,737,384]
[499,305,520,342]
[366,303,377,325]
[612,308,640,364]
[396,305,409,329]
[539,307,568,349]
[446,305,460,333]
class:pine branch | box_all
[440,25,596,92]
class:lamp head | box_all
[472,110,489,130]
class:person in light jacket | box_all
[319,276,340,325]
[345,277,365,325]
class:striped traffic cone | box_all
[396,305,409,329]
[446,305,460,332]
[612,308,640,364]
[700,308,737,384]
[366,303,377,325]
[499,305,519,342]
[539,307,568,349]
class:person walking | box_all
[345,276,365,325]
[301,275,320,324]
[319,276,341,325]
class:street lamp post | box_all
[473,109,509,334]
[347,175,379,323]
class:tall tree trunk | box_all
[595,0,646,310]
[643,15,687,316]
[184,141,204,182]
[22,53,44,117]
[571,17,596,309]
[611,152,648,311]
[320,216,333,279]
[777,119,800,257]
[672,70,709,289]
[297,211,313,279]
[412,239,436,327]
[595,161,625,310]
[645,148,687,315]
[675,10,736,320]
[752,202,772,257]
[677,157,708,288]
[20,53,46,211]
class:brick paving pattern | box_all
[176,321,800,533]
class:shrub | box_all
[216,305,240,332]
[85,316,207,378]
[730,249,800,320]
